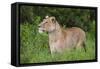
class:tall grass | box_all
[20,23,95,64]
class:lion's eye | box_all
[45,22,48,23]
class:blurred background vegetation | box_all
[20,5,96,64]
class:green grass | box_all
[20,23,95,64]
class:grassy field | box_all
[20,23,95,64]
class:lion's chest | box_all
[48,30,67,53]
[49,39,65,53]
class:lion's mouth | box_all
[38,28,45,33]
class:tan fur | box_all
[38,16,86,55]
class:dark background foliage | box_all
[20,5,96,32]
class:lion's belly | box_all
[65,32,79,48]
[49,35,79,53]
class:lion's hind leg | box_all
[76,41,86,52]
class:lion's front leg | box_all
[49,43,57,56]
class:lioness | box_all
[38,16,86,55]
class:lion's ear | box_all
[45,15,49,19]
[51,17,56,23]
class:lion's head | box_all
[38,16,57,33]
